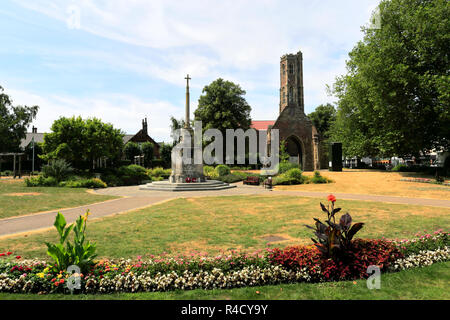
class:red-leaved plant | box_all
[305,195,364,260]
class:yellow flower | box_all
[37,273,45,278]
[57,274,62,279]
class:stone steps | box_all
[139,180,236,192]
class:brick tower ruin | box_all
[270,50,327,171]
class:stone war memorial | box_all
[140,75,235,191]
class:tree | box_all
[159,142,173,168]
[194,78,252,133]
[194,78,252,163]
[330,0,450,158]
[123,142,141,162]
[307,104,336,139]
[141,142,154,167]
[41,116,124,169]
[0,86,38,152]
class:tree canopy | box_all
[330,0,449,157]
[41,116,124,169]
[0,86,38,152]
[194,78,252,133]
[307,103,337,139]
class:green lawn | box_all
[0,261,448,300]
[1,195,448,259]
[0,180,118,219]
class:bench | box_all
[243,176,260,185]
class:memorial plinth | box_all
[140,74,235,192]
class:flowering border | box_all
[400,178,450,186]
[0,231,448,295]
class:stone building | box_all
[251,50,327,171]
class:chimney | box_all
[142,118,148,135]
[32,126,37,133]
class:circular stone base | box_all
[139,180,236,192]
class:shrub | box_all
[285,168,303,181]
[391,164,408,172]
[101,174,121,187]
[41,159,73,182]
[149,167,170,179]
[214,164,231,177]
[203,165,215,178]
[25,175,58,187]
[305,195,364,261]
[152,176,164,182]
[272,168,305,185]
[231,171,250,180]
[310,171,331,184]
[118,165,149,185]
[216,174,243,183]
[278,161,299,174]
[272,175,299,185]
[64,178,107,189]
[1,170,13,177]
[45,211,97,274]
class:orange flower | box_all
[327,194,336,203]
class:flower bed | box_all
[0,231,448,294]
[400,178,450,186]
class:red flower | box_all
[6,252,12,256]
[327,194,336,203]
[15,256,21,259]
[0,253,5,257]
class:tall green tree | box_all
[159,142,173,168]
[194,78,252,133]
[330,0,449,157]
[141,142,154,167]
[308,103,337,139]
[194,78,252,163]
[41,116,124,169]
[0,86,39,152]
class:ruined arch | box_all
[285,135,304,169]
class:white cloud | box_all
[9,0,380,126]
[6,86,182,142]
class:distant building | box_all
[123,118,161,158]
[20,119,161,166]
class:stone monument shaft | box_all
[185,74,191,128]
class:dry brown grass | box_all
[272,169,450,200]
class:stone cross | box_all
[185,74,191,128]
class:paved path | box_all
[1,183,449,238]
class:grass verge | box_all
[0,180,117,219]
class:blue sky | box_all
[0,0,379,142]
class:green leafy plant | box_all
[45,211,97,273]
[306,195,364,260]
[215,164,231,177]
[310,171,332,184]
[41,159,73,182]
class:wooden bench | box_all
[243,176,260,185]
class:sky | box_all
[0,0,380,142]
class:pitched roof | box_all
[250,120,276,131]
[20,133,45,149]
